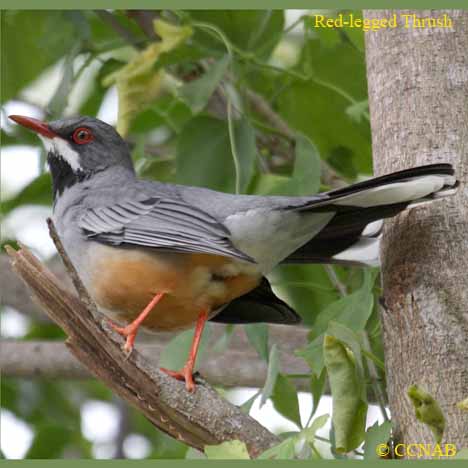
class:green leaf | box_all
[407,384,445,444]
[290,133,321,195]
[232,117,257,194]
[271,374,301,428]
[244,323,269,362]
[88,10,144,48]
[259,436,296,459]
[1,11,82,102]
[190,11,284,58]
[1,127,40,147]
[295,335,325,377]
[329,425,347,459]
[205,440,250,459]
[342,12,366,53]
[302,413,329,445]
[250,173,293,196]
[25,322,66,340]
[64,11,91,41]
[103,19,192,136]
[324,335,367,453]
[212,324,235,354]
[363,420,392,460]
[278,35,371,177]
[177,55,230,114]
[328,147,358,179]
[147,95,193,134]
[248,134,320,196]
[326,321,366,399]
[311,21,342,48]
[1,173,52,214]
[78,81,107,117]
[309,369,327,418]
[176,116,236,192]
[159,323,211,371]
[1,378,18,411]
[153,43,208,72]
[310,268,377,340]
[48,45,81,117]
[240,392,259,414]
[260,344,280,407]
[26,423,72,458]
[346,99,369,124]
[270,263,338,327]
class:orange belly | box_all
[87,245,261,331]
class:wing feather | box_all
[79,196,253,262]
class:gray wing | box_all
[79,196,254,262]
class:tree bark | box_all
[364,9,468,454]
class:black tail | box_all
[210,277,301,325]
[283,164,457,266]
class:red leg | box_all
[109,292,165,353]
[160,309,209,392]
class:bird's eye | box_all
[72,127,94,145]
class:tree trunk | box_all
[364,9,468,454]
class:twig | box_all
[244,88,295,140]
[126,10,160,40]
[243,88,345,188]
[361,331,389,422]
[324,265,348,297]
[5,228,279,457]
[94,10,143,49]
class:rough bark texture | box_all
[5,224,280,458]
[364,9,468,453]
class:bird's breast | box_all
[86,244,261,331]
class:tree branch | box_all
[125,10,160,40]
[94,10,143,49]
[243,87,346,188]
[5,222,279,457]
[0,340,311,390]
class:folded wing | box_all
[79,197,254,262]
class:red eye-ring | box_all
[72,127,94,145]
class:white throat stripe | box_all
[39,136,82,172]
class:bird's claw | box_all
[160,366,196,392]
[107,319,137,354]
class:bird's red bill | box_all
[8,115,57,139]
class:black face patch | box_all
[48,152,89,199]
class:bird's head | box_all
[9,115,135,197]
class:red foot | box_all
[158,310,209,393]
[160,366,196,392]
[107,292,165,354]
[108,319,138,353]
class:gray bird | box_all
[9,114,458,391]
